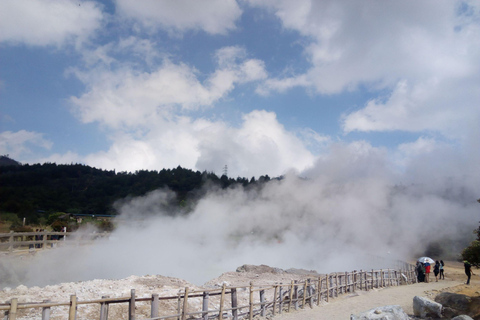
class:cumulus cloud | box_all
[0,130,52,159]
[0,0,103,47]
[251,0,480,140]
[114,0,242,35]
[70,46,267,129]
[80,111,315,178]
[341,77,480,141]
[66,44,305,177]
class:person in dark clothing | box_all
[434,261,440,282]
[439,260,445,280]
[464,261,475,285]
[416,262,425,282]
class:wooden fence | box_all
[0,266,417,320]
[0,231,110,253]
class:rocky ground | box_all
[0,258,478,320]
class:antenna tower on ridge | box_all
[223,165,228,176]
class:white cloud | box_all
[0,0,103,47]
[250,0,480,139]
[114,0,242,35]
[341,76,480,140]
[397,137,437,157]
[70,46,267,129]
[80,111,315,178]
[195,110,316,177]
[0,130,52,159]
[251,0,476,92]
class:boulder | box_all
[451,316,474,320]
[434,292,480,320]
[413,296,442,318]
[235,264,283,274]
[350,305,409,320]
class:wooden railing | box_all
[0,266,417,320]
[0,231,110,253]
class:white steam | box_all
[1,142,478,288]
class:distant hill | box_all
[0,161,272,223]
[0,155,21,166]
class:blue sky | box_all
[1,0,479,180]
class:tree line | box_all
[0,157,274,225]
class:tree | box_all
[462,241,480,267]
[461,199,480,267]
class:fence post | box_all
[366,270,369,290]
[259,290,265,317]
[129,289,135,320]
[42,229,48,249]
[181,287,189,320]
[287,281,293,312]
[293,280,298,310]
[69,295,77,320]
[335,273,339,297]
[249,282,253,320]
[302,281,307,309]
[353,271,356,292]
[202,291,209,320]
[308,279,313,308]
[8,298,18,320]
[177,292,181,320]
[219,283,226,320]
[231,288,237,320]
[100,296,109,320]
[272,285,278,316]
[326,275,329,302]
[359,270,363,290]
[9,231,14,253]
[42,299,51,320]
[344,272,348,293]
[317,278,322,305]
[151,294,159,320]
[278,285,283,314]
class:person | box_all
[464,260,475,285]
[434,261,440,282]
[425,262,431,283]
[416,262,425,282]
[439,260,445,280]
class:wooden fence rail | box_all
[0,231,110,253]
[0,265,417,320]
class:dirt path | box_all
[273,261,479,320]
[272,280,462,319]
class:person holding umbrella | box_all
[425,261,431,282]
[417,257,434,283]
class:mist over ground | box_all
[2,141,478,289]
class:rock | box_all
[350,305,409,320]
[451,316,474,320]
[413,296,442,318]
[236,264,283,274]
[434,292,480,319]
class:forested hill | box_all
[0,159,273,224]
